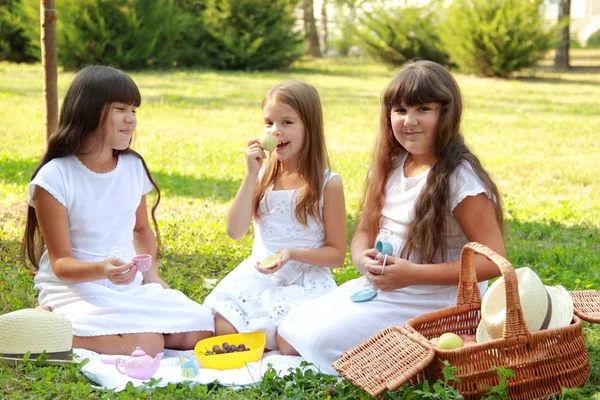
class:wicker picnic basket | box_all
[333,242,597,399]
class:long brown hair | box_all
[21,65,161,269]
[252,81,330,225]
[357,60,503,263]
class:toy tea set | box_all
[333,242,600,400]
[100,332,267,380]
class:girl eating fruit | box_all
[203,80,347,350]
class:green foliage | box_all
[0,0,37,62]
[586,29,600,49]
[353,2,450,66]
[441,0,556,77]
[51,0,185,70]
[176,0,304,70]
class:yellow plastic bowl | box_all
[194,332,266,370]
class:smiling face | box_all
[103,102,137,151]
[390,101,441,161]
[262,100,305,165]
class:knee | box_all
[125,333,165,357]
[181,330,213,349]
[276,333,300,356]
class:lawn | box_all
[1,51,599,399]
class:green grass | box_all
[1,50,599,398]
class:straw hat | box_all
[0,308,77,365]
[476,267,574,343]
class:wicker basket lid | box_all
[570,290,600,323]
[332,326,434,397]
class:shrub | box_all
[586,28,600,48]
[176,0,304,71]
[53,0,186,70]
[441,0,556,77]
[0,0,38,62]
[352,2,450,67]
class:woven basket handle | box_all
[458,242,529,338]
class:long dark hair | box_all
[357,60,503,263]
[252,81,330,225]
[21,65,161,269]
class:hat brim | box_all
[0,354,81,366]
[476,285,574,344]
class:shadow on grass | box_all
[152,171,240,202]
[0,157,240,202]
[0,157,38,185]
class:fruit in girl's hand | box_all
[436,332,464,350]
[258,253,282,269]
[260,134,278,151]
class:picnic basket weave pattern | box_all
[333,242,590,399]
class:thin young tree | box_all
[554,0,570,69]
[41,0,58,140]
[322,0,328,57]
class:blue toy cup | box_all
[375,239,393,256]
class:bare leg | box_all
[214,313,238,336]
[164,330,213,350]
[73,333,165,357]
[276,333,300,356]
[36,305,52,311]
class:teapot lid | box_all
[131,347,147,357]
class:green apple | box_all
[436,332,464,350]
[260,134,278,152]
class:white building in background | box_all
[544,0,600,44]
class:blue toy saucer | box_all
[350,288,377,303]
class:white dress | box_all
[278,153,494,375]
[203,171,339,350]
[30,154,214,337]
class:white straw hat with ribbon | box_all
[0,308,77,365]
[476,267,574,343]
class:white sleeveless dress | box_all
[278,153,494,374]
[203,171,339,349]
[29,154,214,337]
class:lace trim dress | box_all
[203,170,340,349]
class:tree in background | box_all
[321,0,328,56]
[353,2,449,66]
[554,0,570,69]
[442,0,557,77]
[303,0,321,57]
[178,0,304,70]
[332,0,368,56]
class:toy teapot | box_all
[101,347,163,380]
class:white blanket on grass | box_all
[75,348,323,392]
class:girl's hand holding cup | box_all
[102,258,137,285]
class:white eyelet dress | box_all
[277,153,494,374]
[203,170,339,350]
[29,154,214,337]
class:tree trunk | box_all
[303,0,322,58]
[321,0,328,57]
[554,0,570,70]
[41,0,58,141]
